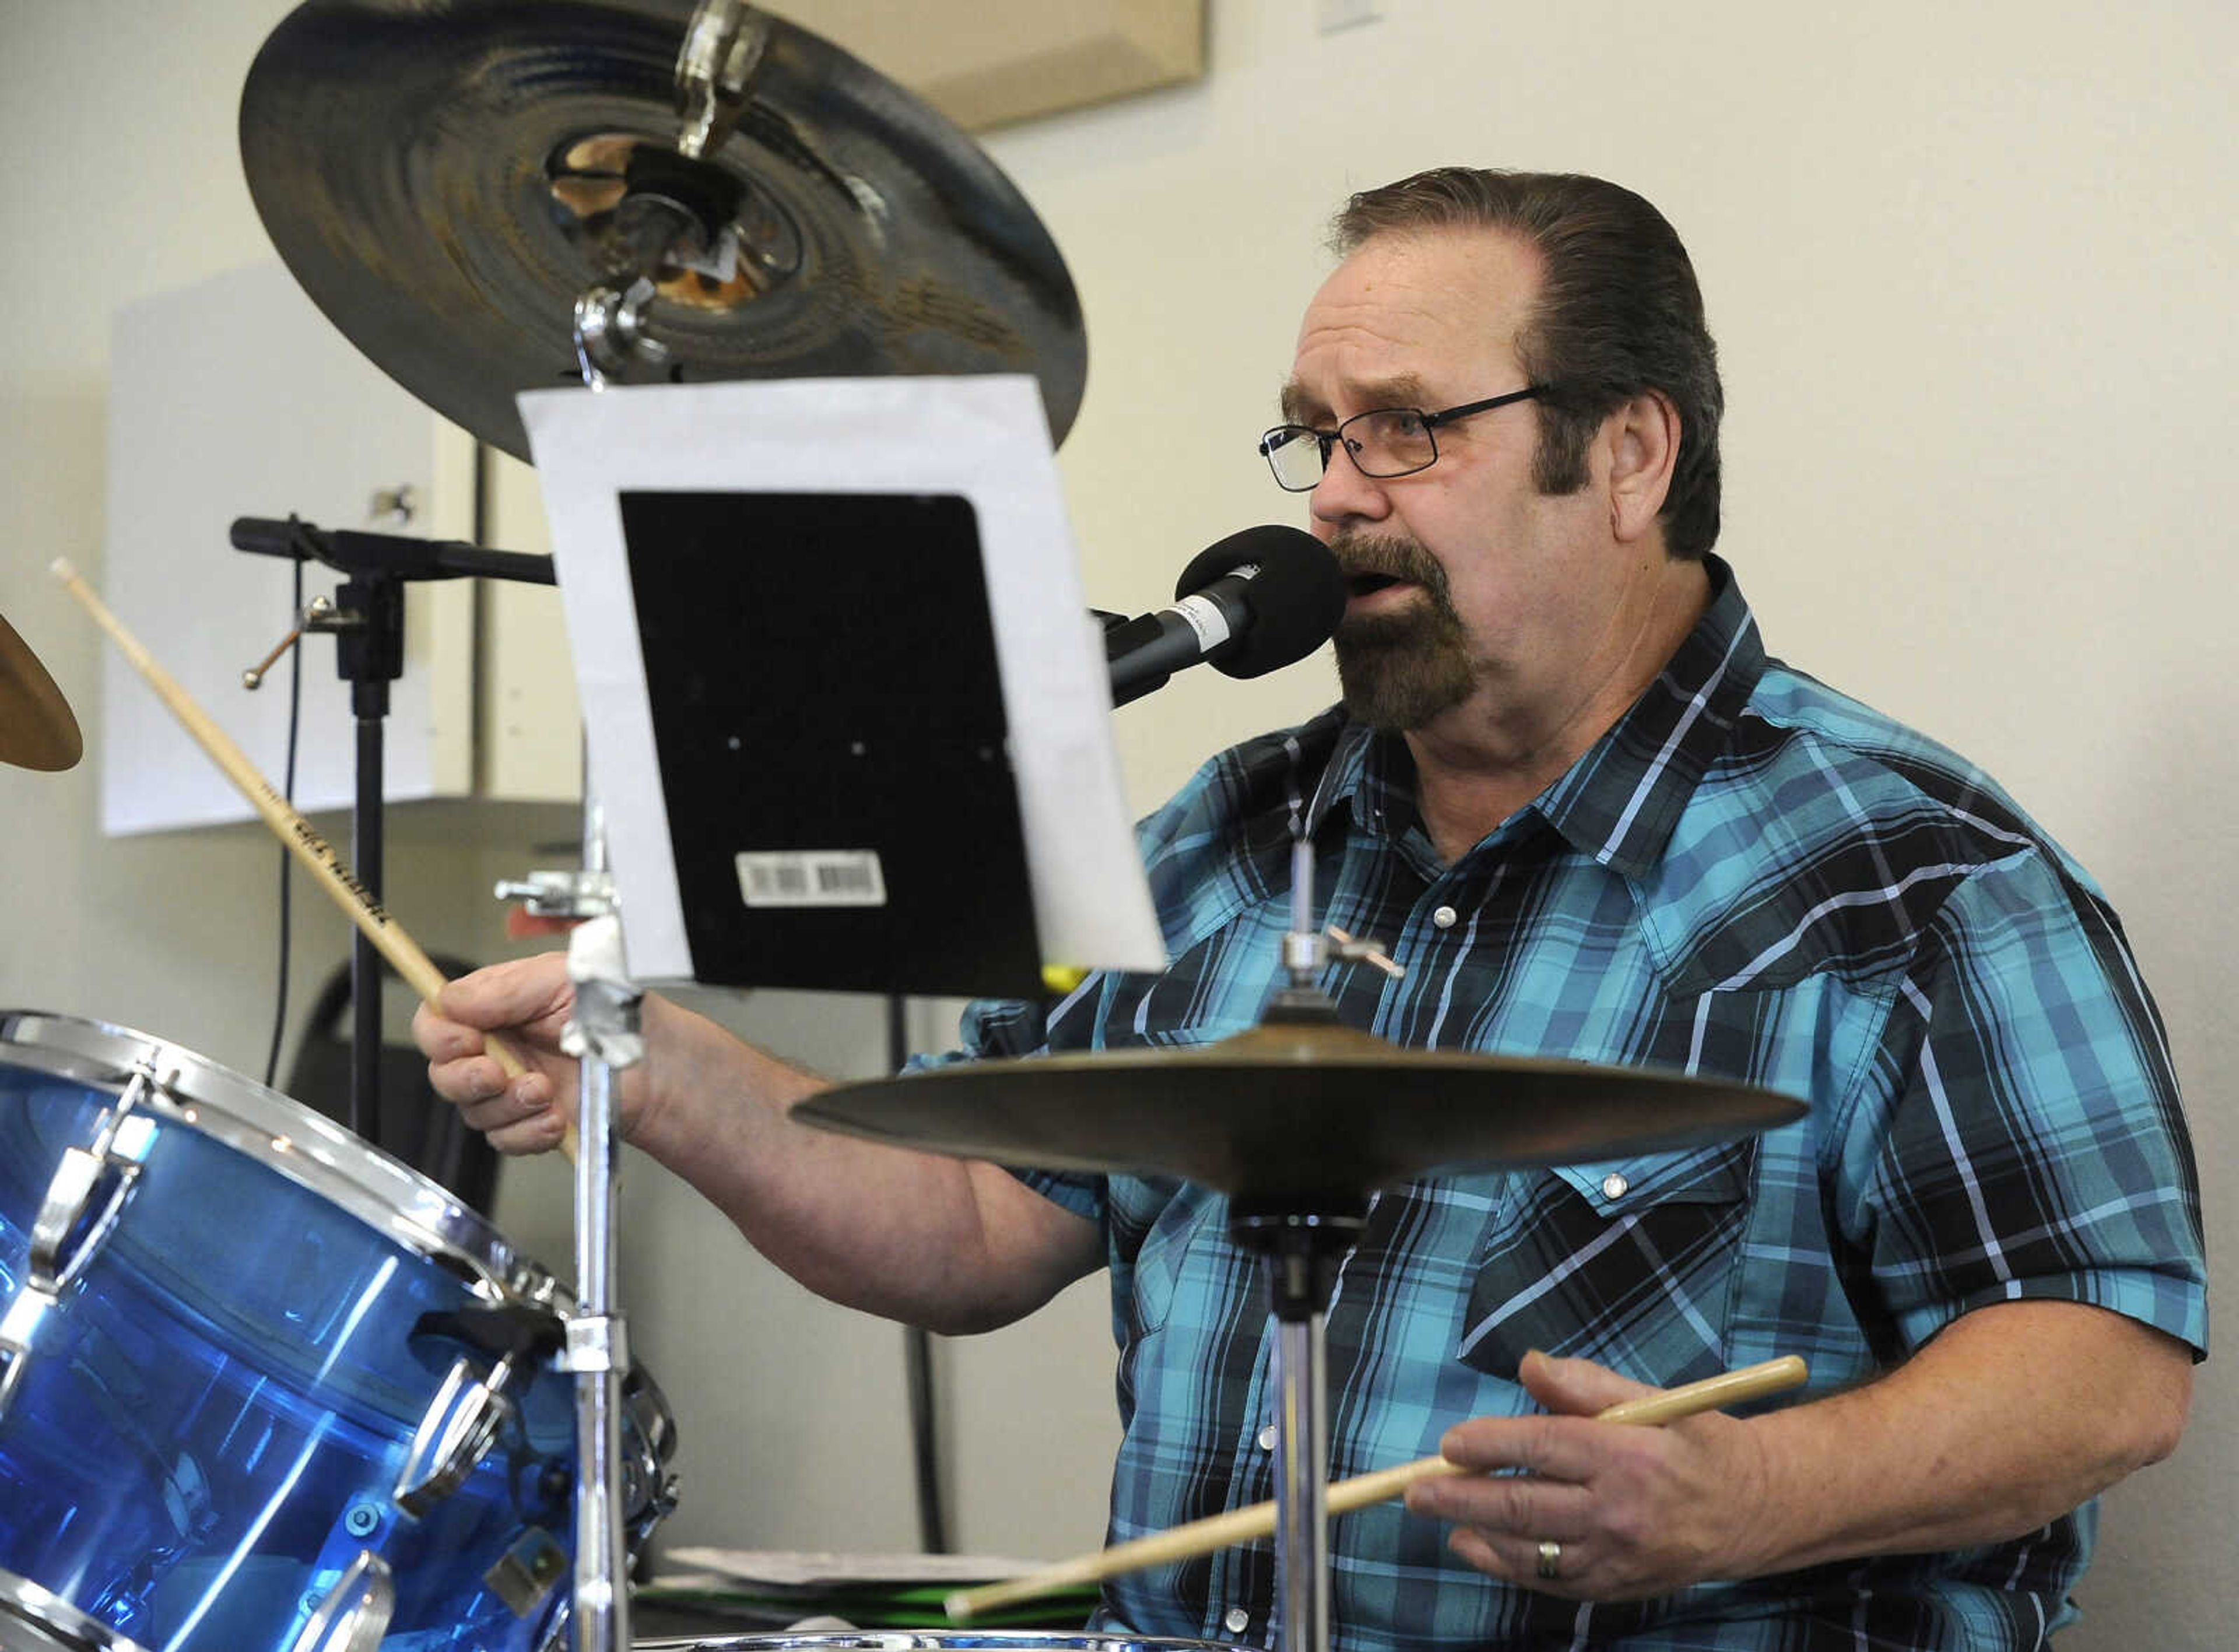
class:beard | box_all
[1330,532,1477,731]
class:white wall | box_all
[1,2,2230,1645]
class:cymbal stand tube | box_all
[569,1038,631,1652]
[1273,1310,1330,1652]
[559,784,641,1652]
[1282,835,1321,987]
[1231,1208,1363,1652]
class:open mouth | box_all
[1347,572,1406,597]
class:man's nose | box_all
[1309,445,1394,529]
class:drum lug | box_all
[620,1362,682,1548]
[2,1060,163,1422]
[486,1524,570,1622]
[0,1285,58,1423]
[28,1059,162,1295]
[392,1352,522,1519]
[290,1549,395,1652]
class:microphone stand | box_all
[231,518,555,1143]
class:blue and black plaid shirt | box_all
[961,558,2206,1651]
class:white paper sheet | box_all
[663,1547,1046,1588]
[518,375,1164,986]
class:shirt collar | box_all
[1306,555,1765,880]
[1535,554,1763,878]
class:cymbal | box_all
[797,1013,1807,1207]
[239,1,1088,462]
[1,606,82,772]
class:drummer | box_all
[417,168,2207,1650]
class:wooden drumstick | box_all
[945,1354,1808,1622]
[49,557,575,1161]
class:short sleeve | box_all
[907,993,1110,1226]
[1838,848,2207,1358]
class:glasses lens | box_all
[1261,426,1325,491]
[1343,409,1435,477]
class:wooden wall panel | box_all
[768,0,1205,130]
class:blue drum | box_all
[0,1010,678,1651]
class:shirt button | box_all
[1257,1423,1278,1451]
[1224,1608,1252,1635]
[1431,904,1458,929]
[1601,1172,1630,1200]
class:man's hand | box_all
[413,951,592,1156]
[1404,1303,2191,1601]
[1403,1349,1774,1600]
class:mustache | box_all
[1329,532,1449,594]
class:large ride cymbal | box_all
[1,607,82,772]
[239,1,1087,462]
[797,1013,1807,1207]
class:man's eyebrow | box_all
[1351,372,1434,410]
[1277,374,1435,424]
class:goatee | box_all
[1331,533,1475,731]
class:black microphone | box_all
[1106,526,1347,708]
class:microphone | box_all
[1106,526,1347,708]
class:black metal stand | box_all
[339,571,402,1144]
[231,515,555,1138]
[890,992,951,1555]
[1230,1198,1367,1652]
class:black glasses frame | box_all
[1258,385,1546,491]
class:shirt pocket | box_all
[1455,1139,1756,1387]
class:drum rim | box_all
[636,1639,1254,1651]
[0,1565,146,1650]
[640,1629,1254,1638]
[0,1007,546,1306]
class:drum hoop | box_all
[1,1009,682,1489]
[634,1639,1255,1652]
[0,1564,147,1650]
[0,1008,545,1306]
[640,1629,1254,1638]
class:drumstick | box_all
[946,1354,1807,1622]
[49,557,575,1161]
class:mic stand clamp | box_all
[494,867,617,923]
[563,916,645,1070]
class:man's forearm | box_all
[623,994,1100,1334]
[1731,1299,2191,1576]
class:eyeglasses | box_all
[1257,386,1545,492]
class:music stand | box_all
[517,372,1163,1652]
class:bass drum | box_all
[0,1010,678,1652]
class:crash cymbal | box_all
[1,606,82,772]
[239,1,1087,462]
[796,1009,1807,1207]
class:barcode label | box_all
[735,850,888,909]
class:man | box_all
[418,169,2205,1649]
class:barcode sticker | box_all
[735,850,888,909]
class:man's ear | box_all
[1606,389,1680,544]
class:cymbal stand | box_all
[499,780,638,1652]
[533,17,786,1643]
[1230,835,1398,1652]
[561,855,639,1652]
[545,8,753,1605]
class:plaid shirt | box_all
[959,558,2206,1651]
